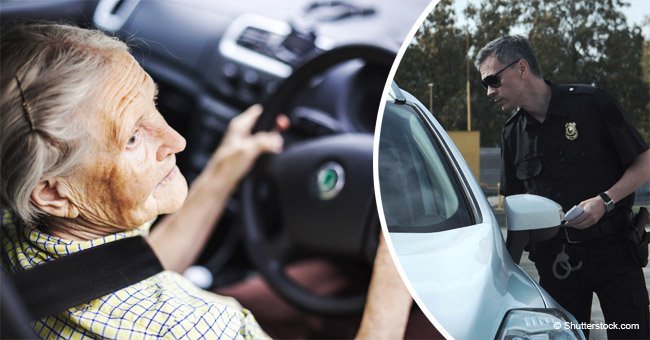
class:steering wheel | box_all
[241,44,395,315]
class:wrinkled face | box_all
[67,51,188,229]
[479,55,523,112]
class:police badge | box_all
[565,122,578,140]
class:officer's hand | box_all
[565,196,606,229]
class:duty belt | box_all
[563,211,633,243]
[538,239,631,264]
[566,243,630,262]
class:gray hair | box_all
[1,23,128,225]
[475,35,543,78]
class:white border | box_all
[371,1,454,339]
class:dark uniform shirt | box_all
[500,81,650,339]
[500,81,648,214]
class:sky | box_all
[451,0,650,39]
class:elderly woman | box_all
[1,23,287,338]
[1,23,417,339]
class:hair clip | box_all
[15,75,35,131]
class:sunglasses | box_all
[481,60,519,89]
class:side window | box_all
[378,102,473,232]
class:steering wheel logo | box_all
[316,162,345,200]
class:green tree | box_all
[522,0,649,142]
[464,0,525,146]
[396,0,649,146]
[394,0,468,130]
[641,40,650,83]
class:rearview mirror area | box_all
[505,194,563,231]
[504,194,563,264]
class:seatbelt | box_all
[10,236,163,320]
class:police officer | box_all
[475,35,650,339]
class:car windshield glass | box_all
[378,102,473,232]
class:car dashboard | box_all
[96,0,414,177]
[82,0,430,286]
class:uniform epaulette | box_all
[562,83,612,108]
[563,84,600,95]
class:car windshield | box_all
[378,101,473,232]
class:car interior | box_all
[0,0,438,338]
[378,101,473,233]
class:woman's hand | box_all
[150,105,289,273]
[204,105,289,194]
[356,236,413,340]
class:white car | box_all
[376,82,585,339]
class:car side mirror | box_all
[504,194,563,264]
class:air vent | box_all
[219,14,293,78]
[93,0,141,32]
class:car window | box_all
[378,102,473,232]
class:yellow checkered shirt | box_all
[1,209,268,339]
